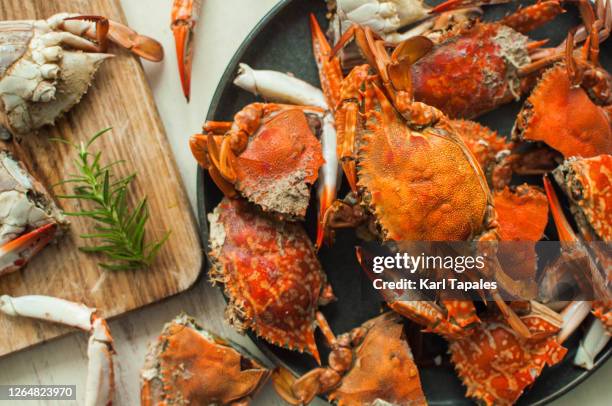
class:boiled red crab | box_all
[207,197,334,363]
[272,312,427,405]
[311,16,534,337]
[0,13,163,135]
[171,0,202,101]
[141,314,270,406]
[513,0,612,159]
[375,0,568,118]
[449,302,567,406]
[190,103,325,220]
[0,295,114,406]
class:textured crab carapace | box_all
[451,119,515,190]
[208,198,333,363]
[141,314,270,406]
[410,1,565,118]
[494,184,549,281]
[273,312,427,406]
[191,103,324,220]
[553,155,612,242]
[449,303,567,406]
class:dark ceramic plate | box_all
[197,0,612,404]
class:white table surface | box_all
[0,0,610,405]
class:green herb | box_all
[54,128,169,270]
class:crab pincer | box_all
[0,13,162,135]
[0,150,67,276]
[513,0,612,160]
[0,295,114,406]
[171,0,202,101]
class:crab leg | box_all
[59,14,163,61]
[0,223,57,276]
[171,0,202,100]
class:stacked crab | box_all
[0,11,163,406]
[180,0,611,405]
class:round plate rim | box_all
[195,0,612,404]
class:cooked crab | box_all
[0,295,114,406]
[207,198,334,363]
[0,149,67,276]
[494,184,549,281]
[141,314,270,406]
[273,312,427,405]
[312,17,534,336]
[449,302,567,406]
[513,0,612,158]
[190,103,325,220]
[387,0,569,118]
[0,13,163,135]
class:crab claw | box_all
[63,15,164,62]
[172,0,202,101]
[0,223,57,276]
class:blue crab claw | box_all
[0,223,58,276]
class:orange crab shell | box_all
[234,108,325,219]
[593,300,612,333]
[141,315,270,405]
[553,155,612,241]
[451,120,515,189]
[412,23,532,119]
[208,198,332,362]
[357,82,490,241]
[514,65,612,158]
[450,312,567,406]
[328,313,427,406]
[494,185,549,280]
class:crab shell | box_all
[494,184,549,280]
[357,81,492,242]
[593,301,612,333]
[513,65,612,158]
[0,149,66,246]
[553,155,612,242]
[451,119,515,189]
[450,310,567,406]
[233,107,324,220]
[208,198,332,362]
[328,312,427,406]
[411,23,532,119]
[0,17,111,135]
[141,314,270,405]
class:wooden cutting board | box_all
[0,0,202,356]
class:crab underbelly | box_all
[357,126,488,241]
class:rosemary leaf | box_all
[55,128,170,271]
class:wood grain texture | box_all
[0,0,202,356]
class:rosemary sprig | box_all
[54,128,170,271]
